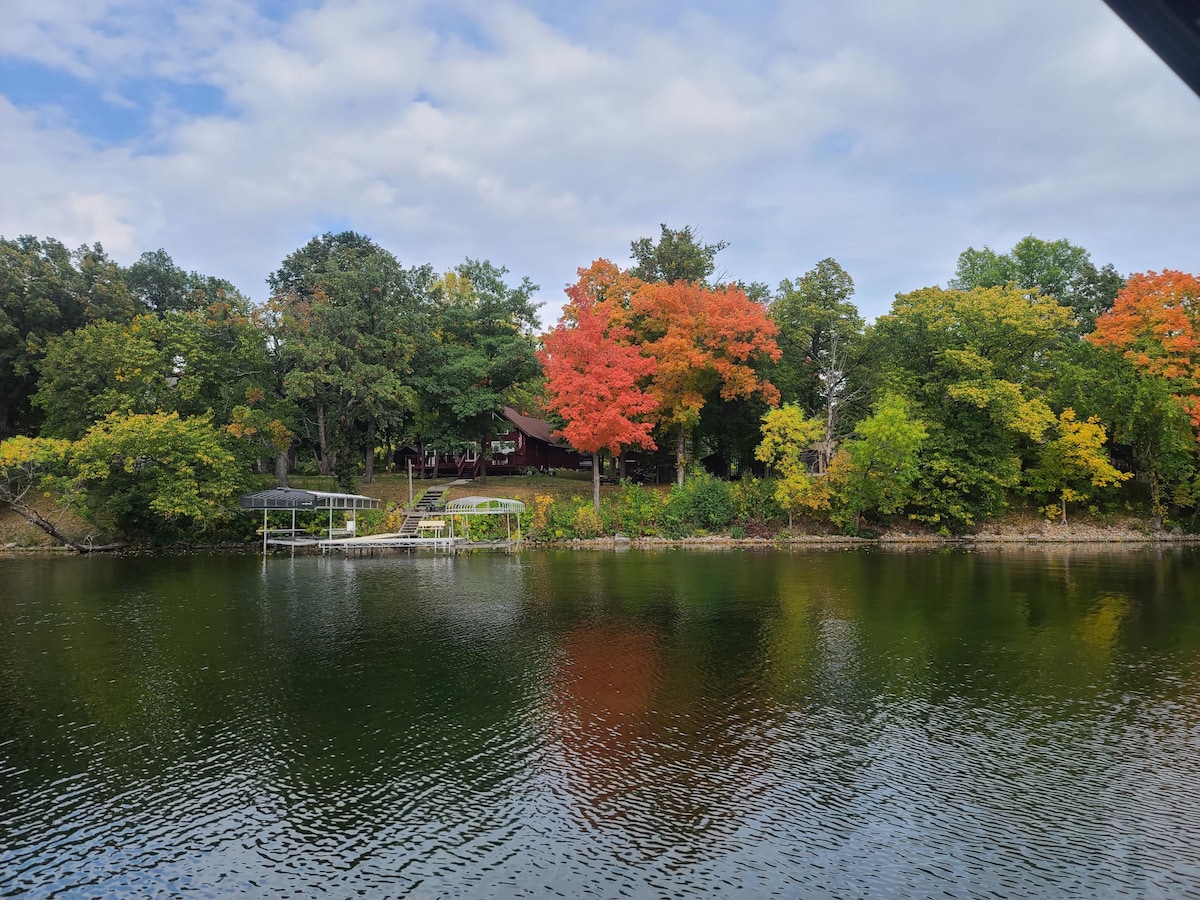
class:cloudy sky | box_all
[2,0,1198,322]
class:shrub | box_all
[359,502,405,536]
[528,493,554,535]
[542,497,582,540]
[730,476,785,526]
[572,504,603,538]
[662,473,735,536]
[609,481,663,536]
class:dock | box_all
[249,482,525,555]
[318,531,465,554]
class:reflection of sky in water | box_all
[2,549,1200,896]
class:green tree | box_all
[126,248,245,316]
[2,410,250,549]
[828,395,927,533]
[75,243,138,324]
[629,224,728,286]
[1049,340,1196,525]
[873,285,1071,528]
[34,300,276,444]
[161,298,276,426]
[950,236,1124,333]
[33,316,170,439]
[269,232,427,483]
[0,236,247,438]
[67,412,246,544]
[769,258,866,470]
[0,237,96,436]
[420,259,540,482]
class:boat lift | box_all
[239,488,381,551]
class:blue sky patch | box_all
[257,0,322,24]
[815,130,859,160]
[0,59,229,147]
[417,6,495,52]
[0,59,141,144]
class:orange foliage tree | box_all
[542,266,658,511]
[1089,270,1200,429]
[632,281,781,484]
[561,259,644,330]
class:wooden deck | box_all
[264,533,520,554]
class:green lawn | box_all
[288,472,668,510]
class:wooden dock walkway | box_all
[317,532,467,554]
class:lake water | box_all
[2,548,1200,897]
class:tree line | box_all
[1,225,1197,546]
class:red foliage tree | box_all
[1089,269,1200,428]
[632,281,781,484]
[542,266,658,511]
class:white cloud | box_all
[1,0,1198,320]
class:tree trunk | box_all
[1060,495,1068,525]
[5,502,128,553]
[676,425,686,487]
[1149,473,1164,530]
[274,451,289,487]
[478,433,488,484]
[593,452,602,513]
[363,419,377,484]
[821,398,836,475]
[317,405,331,476]
[618,450,627,480]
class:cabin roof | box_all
[501,407,572,448]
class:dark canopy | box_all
[239,488,380,511]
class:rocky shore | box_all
[524,520,1200,551]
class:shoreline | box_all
[528,531,1200,550]
[5,526,1200,555]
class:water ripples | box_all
[4,551,1200,896]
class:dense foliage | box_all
[2,223,1199,547]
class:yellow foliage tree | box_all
[755,404,827,527]
[1026,408,1132,524]
[0,436,92,549]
